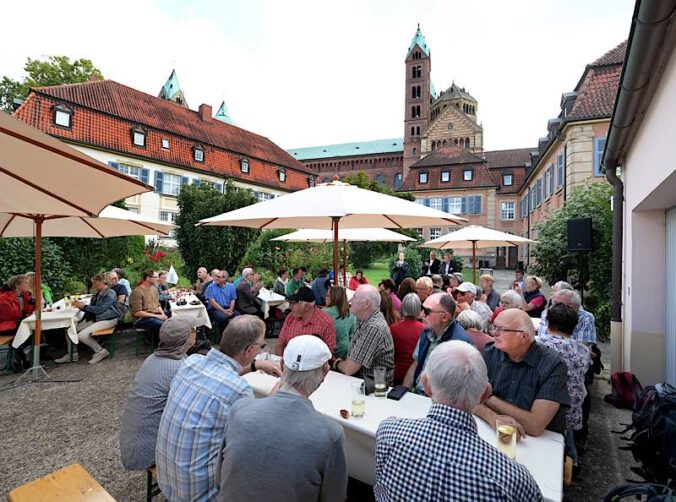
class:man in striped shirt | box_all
[155,315,275,501]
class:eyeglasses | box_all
[489,326,527,335]
[421,306,447,316]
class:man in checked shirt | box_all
[375,341,542,501]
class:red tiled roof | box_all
[484,148,533,169]
[21,80,313,186]
[409,144,484,168]
[591,40,627,66]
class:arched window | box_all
[411,67,417,79]
[413,147,417,155]
[465,137,470,147]
[416,126,420,135]
[411,106,416,119]
[411,126,415,136]
[442,140,447,146]
[431,142,436,151]
[454,138,459,145]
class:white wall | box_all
[621,42,676,384]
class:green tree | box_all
[0,238,71,294]
[175,183,260,277]
[530,181,613,339]
[1,56,103,113]
[342,172,416,268]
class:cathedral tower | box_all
[403,25,432,177]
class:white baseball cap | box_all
[283,335,332,371]
[456,282,477,294]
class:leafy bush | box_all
[61,278,88,295]
[176,183,260,277]
[530,181,612,341]
[0,237,70,294]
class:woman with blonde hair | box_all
[323,286,356,359]
[517,275,547,318]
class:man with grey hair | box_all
[375,341,542,501]
[156,315,279,501]
[333,284,394,390]
[415,276,433,301]
[476,309,570,437]
[490,289,523,323]
[235,267,263,318]
[402,293,473,394]
[219,335,347,501]
[538,288,597,344]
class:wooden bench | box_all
[92,327,117,357]
[8,463,115,501]
[146,465,161,501]
[0,335,15,373]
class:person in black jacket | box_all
[422,251,441,276]
[390,253,410,287]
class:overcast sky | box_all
[1,0,634,151]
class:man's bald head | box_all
[497,309,535,341]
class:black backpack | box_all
[615,383,676,488]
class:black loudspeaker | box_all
[567,218,593,251]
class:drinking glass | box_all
[351,381,365,418]
[496,417,517,459]
[373,366,387,397]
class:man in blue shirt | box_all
[205,269,238,336]
[155,315,275,502]
[402,293,474,394]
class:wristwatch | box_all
[251,360,257,373]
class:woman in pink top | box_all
[378,279,401,312]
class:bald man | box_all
[475,309,570,437]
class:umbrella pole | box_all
[17,217,50,382]
[472,240,477,284]
[332,217,340,286]
[342,240,347,287]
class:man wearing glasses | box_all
[475,309,570,437]
[402,293,473,394]
[156,315,281,501]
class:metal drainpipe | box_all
[606,161,624,372]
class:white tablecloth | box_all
[13,310,79,348]
[256,288,287,319]
[244,371,563,502]
[169,295,212,329]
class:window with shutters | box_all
[163,173,182,196]
[548,165,554,194]
[543,169,550,199]
[428,197,442,211]
[108,161,144,181]
[447,197,463,214]
[556,153,564,188]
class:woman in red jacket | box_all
[348,270,368,291]
[0,274,33,336]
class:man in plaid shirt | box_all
[155,316,279,501]
[375,341,542,501]
[333,284,394,390]
[275,287,336,356]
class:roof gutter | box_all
[603,0,676,331]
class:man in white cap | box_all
[455,282,493,324]
[218,335,347,502]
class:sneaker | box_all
[55,352,78,364]
[89,348,110,364]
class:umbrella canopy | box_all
[198,180,466,230]
[422,225,536,283]
[271,228,415,243]
[0,205,175,238]
[199,179,466,279]
[0,113,152,381]
[0,112,150,217]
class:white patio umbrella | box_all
[0,112,152,380]
[198,178,466,280]
[422,224,537,283]
[0,205,176,238]
[272,228,415,284]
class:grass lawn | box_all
[362,261,390,284]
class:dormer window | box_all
[463,169,473,181]
[240,158,250,173]
[503,174,514,186]
[441,171,450,182]
[308,176,315,187]
[278,168,286,182]
[131,127,146,148]
[193,145,204,163]
[161,138,170,149]
[419,172,428,184]
[52,103,72,129]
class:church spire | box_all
[158,69,188,108]
[406,24,430,59]
[214,100,234,125]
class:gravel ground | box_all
[0,273,638,501]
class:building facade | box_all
[13,73,315,242]
[517,42,626,265]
